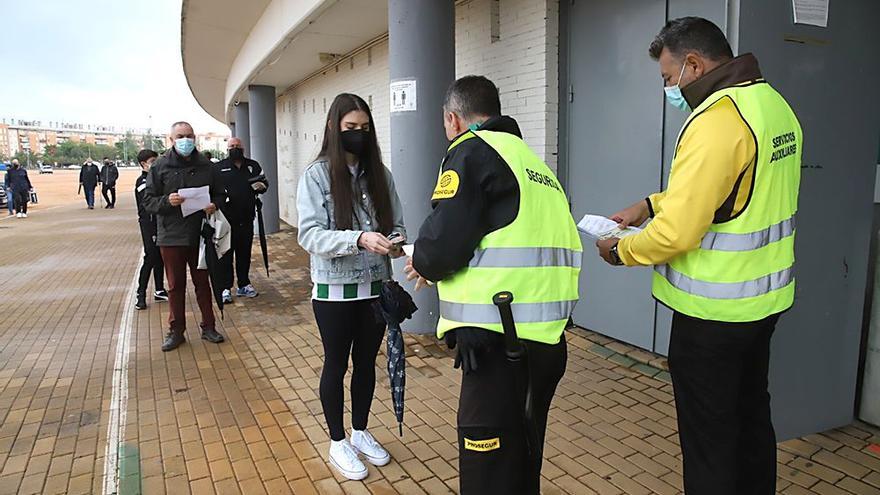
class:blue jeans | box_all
[84,186,95,207]
[5,188,13,214]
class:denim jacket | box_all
[296,159,406,284]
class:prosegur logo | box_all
[432,170,460,200]
[770,131,798,164]
[464,437,500,452]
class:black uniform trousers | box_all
[457,331,567,495]
[668,311,780,495]
[137,220,164,298]
[102,185,116,206]
[13,190,28,214]
[220,219,254,290]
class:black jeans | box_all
[13,190,28,214]
[313,299,386,441]
[136,221,164,298]
[102,185,116,206]
[220,220,254,290]
[668,311,780,495]
[457,331,567,495]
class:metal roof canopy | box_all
[181,0,389,125]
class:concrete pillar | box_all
[233,102,250,154]
[229,122,236,138]
[247,85,280,234]
[389,0,455,334]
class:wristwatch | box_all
[609,244,624,266]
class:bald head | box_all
[228,137,243,149]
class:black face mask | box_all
[228,148,244,160]
[341,129,369,156]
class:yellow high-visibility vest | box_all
[436,130,583,344]
[653,81,802,322]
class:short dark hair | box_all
[103,156,109,160]
[443,75,502,120]
[204,151,213,160]
[137,149,158,164]
[649,17,733,61]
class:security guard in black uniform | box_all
[134,149,167,310]
[215,137,268,301]
[406,76,582,494]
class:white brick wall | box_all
[275,0,559,227]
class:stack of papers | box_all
[577,214,642,240]
[179,186,211,217]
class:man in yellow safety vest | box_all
[406,75,582,494]
[596,17,802,495]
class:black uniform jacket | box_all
[135,171,156,229]
[215,157,267,224]
[413,116,522,282]
[100,164,119,187]
[143,149,225,247]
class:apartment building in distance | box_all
[0,118,157,158]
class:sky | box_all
[0,0,229,135]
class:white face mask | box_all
[664,62,690,112]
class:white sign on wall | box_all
[792,0,830,27]
[390,80,417,113]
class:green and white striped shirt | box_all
[312,280,383,302]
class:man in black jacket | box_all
[134,149,168,310]
[7,160,32,218]
[215,137,268,302]
[79,160,101,209]
[100,157,119,209]
[144,122,226,351]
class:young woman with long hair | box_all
[296,93,406,480]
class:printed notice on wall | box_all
[390,80,417,113]
[792,0,829,27]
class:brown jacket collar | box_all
[683,53,763,109]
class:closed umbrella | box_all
[373,280,418,436]
[255,198,270,277]
[200,221,225,319]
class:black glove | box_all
[445,327,494,375]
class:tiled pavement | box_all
[1,197,880,495]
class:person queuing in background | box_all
[596,18,802,495]
[296,94,406,481]
[216,137,267,303]
[134,149,168,310]
[204,151,213,162]
[79,159,101,209]
[405,76,582,494]
[100,157,119,209]
[144,122,226,352]
[8,159,33,219]
[4,168,14,216]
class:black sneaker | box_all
[154,290,169,302]
[201,327,225,344]
[134,296,147,311]
[162,331,186,352]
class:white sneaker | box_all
[16,213,22,218]
[221,289,232,304]
[351,429,391,466]
[21,213,27,218]
[328,439,368,481]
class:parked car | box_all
[39,164,53,174]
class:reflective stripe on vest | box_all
[700,216,795,252]
[656,264,794,300]
[440,300,578,324]
[468,247,582,269]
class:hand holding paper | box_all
[178,185,211,217]
[577,214,642,240]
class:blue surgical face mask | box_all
[175,137,195,157]
[664,63,690,112]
